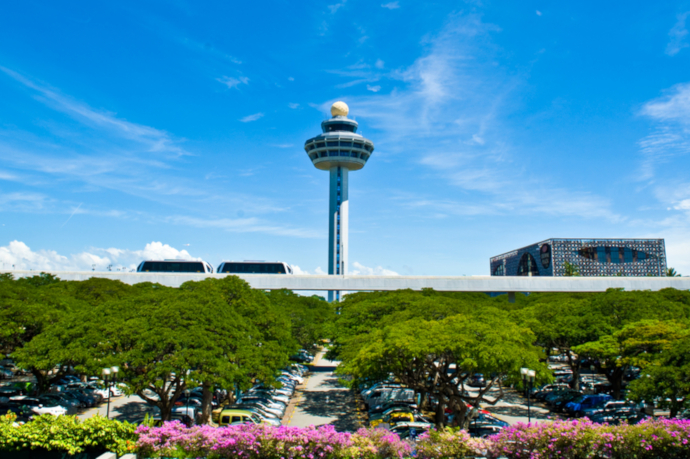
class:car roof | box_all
[220,409,255,415]
[391,422,432,429]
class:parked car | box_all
[564,394,613,417]
[589,406,648,425]
[234,402,283,420]
[38,394,79,415]
[469,424,503,438]
[389,422,432,440]
[10,396,68,416]
[152,413,194,427]
[533,384,570,400]
[0,366,14,380]
[228,405,281,426]
[369,407,416,428]
[467,374,487,388]
[237,396,287,413]
[217,409,265,427]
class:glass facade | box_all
[490,239,667,277]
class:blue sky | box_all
[1,1,690,276]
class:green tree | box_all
[332,290,547,428]
[628,333,690,417]
[514,295,606,391]
[667,267,681,277]
[573,320,688,399]
[265,289,335,352]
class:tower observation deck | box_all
[304,101,375,301]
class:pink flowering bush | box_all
[490,418,690,459]
[415,427,490,459]
[136,422,355,459]
[134,418,690,459]
[349,427,412,459]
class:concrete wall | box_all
[3,271,690,292]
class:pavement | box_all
[77,394,154,423]
[475,386,556,425]
[283,351,360,431]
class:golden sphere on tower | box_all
[331,101,349,117]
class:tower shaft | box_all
[328,166,348,302]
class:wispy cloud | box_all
[381,2,400,9]
[217,76,249,89]
[637,82,690,179]
[167,215,321,238]
[321,13,617,221]
[366,85,381,92]
[239,112,264,123]
[350,261,398,275]
[328,0,347,14]
[0,66,189,158]
[666,12,690,56]
[288,103,300,109]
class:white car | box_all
[281,372,304,384]
[11,396,67,416]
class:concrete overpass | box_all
[3,271,689,295]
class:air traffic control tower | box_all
[304,101,375,301]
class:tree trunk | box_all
[434,399,446,429]
[33,370,49,395]
[566,350,581,392]
[199,382,214,425]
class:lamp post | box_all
[102,366,119,419]
[185,369,191,424]
[521,367,536,424]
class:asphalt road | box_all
[284,353,360,431]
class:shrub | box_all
[489,418,690,459]
[415,427,490,459]
[0,413,137,456]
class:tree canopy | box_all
[0,274,331,421]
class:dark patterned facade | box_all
[490,239,667,277]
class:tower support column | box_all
[328,166,349,302]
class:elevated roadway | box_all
[2,271,689,293]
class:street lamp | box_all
[185,369,191,424]
[521,367,536,424]
[102,366,119,419]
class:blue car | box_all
[564,394,612,417]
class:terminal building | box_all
[490,239,667,277]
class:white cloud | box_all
[314,266,326,275]
[0,240,196,272]
[641,82,690,123]
[288,103,299,109]
[291,265,308,275]
[674,199,690,210]
[366,85,381,92]
[166,215,321,238]
[328,0,346,14]
[216,76,249,89]
[381,2,400,9]
[638,82,690,179]
[239,112,264,123]
[375,59,385,69]
[330,13,616,221]
[666,12,690,56]
[536,10,542,16]
[350,261,398,276]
